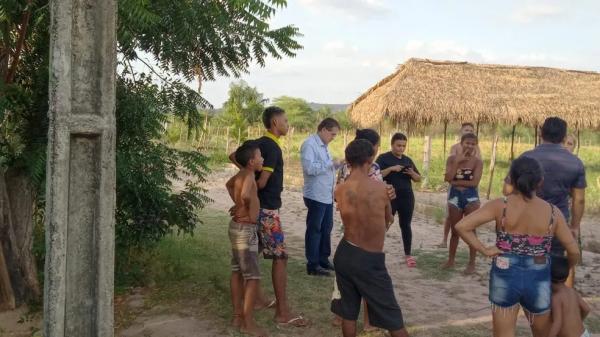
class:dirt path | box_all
[3,166,598,337]
[174,166,600,336]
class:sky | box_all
[199,0,600,108]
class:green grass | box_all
[122,209,596,337]
[127,210,334,336]
[587,314,600,333]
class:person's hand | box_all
[483,246,502,258]
[333,159,344,169]
[570,227,580,240]
[386,184,396,200]
[228,205,236,216]
[391,165,404,172]
[403,167,416,176]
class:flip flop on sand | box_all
[277,315,308,328]
[405,255,417,268]
[255,299,276,310]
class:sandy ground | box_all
[2,166,598,337]
[194,166,600,334]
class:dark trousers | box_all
[393,191,415,256]
[304,197,334,271]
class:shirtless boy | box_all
[549,256,591,337]
[225,141,268,337]
[332,139,409,337]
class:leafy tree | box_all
[0,0,301,304]
[314,106,333,122]
[220,80,267,141]
[334,110,354,130]
[272,96,315,130]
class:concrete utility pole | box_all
[45,0,117,336]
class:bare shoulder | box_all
[553,287,567,300]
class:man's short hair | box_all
[551,256,569,283]
[262,106,285,129]
[461,122,475,129]
[391,132,407,144]
[461,133,478,143]
[317,117,340,131]
[345,139,374,167]
[541,117,567,144]
[235,140,259,167]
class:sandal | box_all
[405,255,417,268]
[277,315,308,328]
[255,299,276,310]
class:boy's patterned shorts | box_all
[257,208,288,259]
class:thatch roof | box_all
[348,58,600,129]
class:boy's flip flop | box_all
[405,255,417,268]
[255,299,276,310]
[277,315,308,328]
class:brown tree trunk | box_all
[0,168,41,310]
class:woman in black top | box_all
[376,133,421,267]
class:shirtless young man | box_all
[225,141,267,337]
[331,139,409,337]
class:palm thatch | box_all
[348,58,600,129]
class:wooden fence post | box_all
[487,134,499,199]
[225,127,230,155]
[443,121,448,159]
[343,129,348,148]
[510,124,517,161]
[577,128,581,155]
[422,135,431,189]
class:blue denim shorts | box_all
[489,253,551,314]
[448,187,480,210]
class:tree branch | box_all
[134,55,169,83]
[5,1,33,84]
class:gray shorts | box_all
[229,220,260,280]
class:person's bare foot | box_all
[437,242,447,248]
[463,264,476,275]
[232,314,243,328]
[332,315,342,327]
[441,261,455,269]
[240,323,269,337]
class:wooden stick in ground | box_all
[577,128,581,155]
[443,121,448,159]
[225,126,230,155]
[487,134,499,200]
[343,129,348,147]
[510,124,516,161]
[422,135,431,189]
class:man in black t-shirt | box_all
[229,106,307,327]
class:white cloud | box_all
[511,3,564,23]
[322,40,360,57]
[298,0,389,19]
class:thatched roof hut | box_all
[349,58,600,129]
